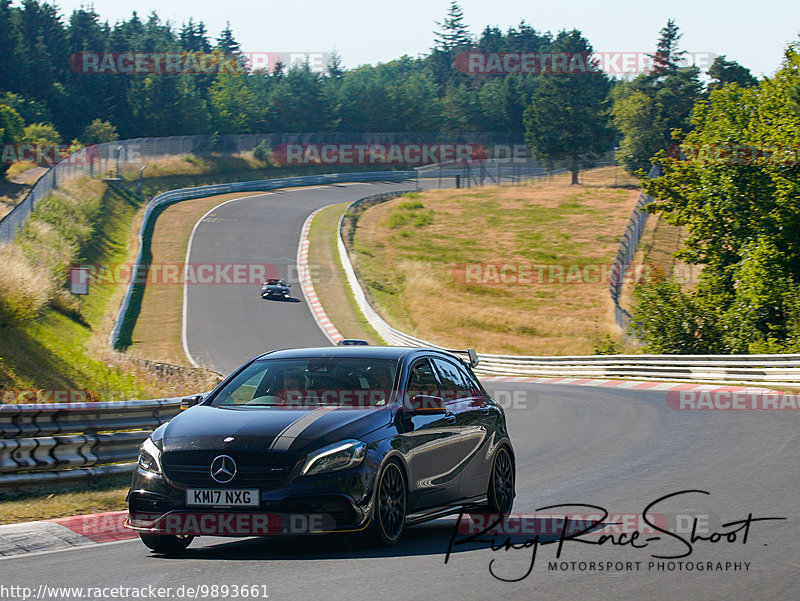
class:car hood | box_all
[262,285,288,291]
[161,405,390,453]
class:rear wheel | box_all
[139,533,194,555]
[488,446,515,516]
[369,461,407,546]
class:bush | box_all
[253,140,275,165]
[23,122,61,145]
[80,119,118,145]
[630,268,722,353]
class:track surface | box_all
[183,181,414,373]
[4,181,797,600]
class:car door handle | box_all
[479,404,491,415]
[444,412,457,423]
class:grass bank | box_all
[348,167,642,355]
[0,153,362,397]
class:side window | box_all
[432,358,473,401]
[453,361,483,397]
[407,359,441,400]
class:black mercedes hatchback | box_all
[126,346,515,553]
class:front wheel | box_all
[368,461,407,546]
[139,533,194,555]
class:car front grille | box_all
[162,450,299,489]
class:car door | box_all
[398,357,462,510]
[431,357,498,500]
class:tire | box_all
[487,446,515,516]
[139,533,194,555]
[368,460,407,546]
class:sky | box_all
[48,0,799,78]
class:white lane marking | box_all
[181,193,274,367]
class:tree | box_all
[523,30,613,183]
[0,104,25,178]
[209,72,268,133]
[216,22,241,56]
[707,55,757,90]
[180,19,211,52]
[611,20,703,173]
[128,74,211,136]
[639,43,800,352]
[612,90,663,172]
[433,1,471,51]
[267,63,331,131]
[0,0,24,94]
[23,122,61,145]
[327,49,344,78]
[647,19,687,77]
[80,119,118,145]
[387,72,443,132]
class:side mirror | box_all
[408,394,446,414]
[180,394,204,410]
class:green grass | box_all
[0,182,157,399]
[1,154,390,397]
[0,474,130,525]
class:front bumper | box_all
[126,462,377,537]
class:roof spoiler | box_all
[447,348,480,368]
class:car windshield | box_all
[209,357,398,408]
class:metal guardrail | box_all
[609,164,661,328]
[0,398,182,488]
[336,190,800,387]
[108,170,415,349]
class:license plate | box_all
[186,488,259,507]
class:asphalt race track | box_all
[3,181,797,601]
[183,181,415,373]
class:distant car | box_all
[337,339,369,346]
[261,278,291,300]
[126,346,515,554]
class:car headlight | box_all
[301,440,367,475]
[138,437,163,475]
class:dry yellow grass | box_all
[351,167,643,355]
[308,203,381,343]
[118,152,265,180]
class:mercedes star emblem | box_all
[210,454,237,484]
